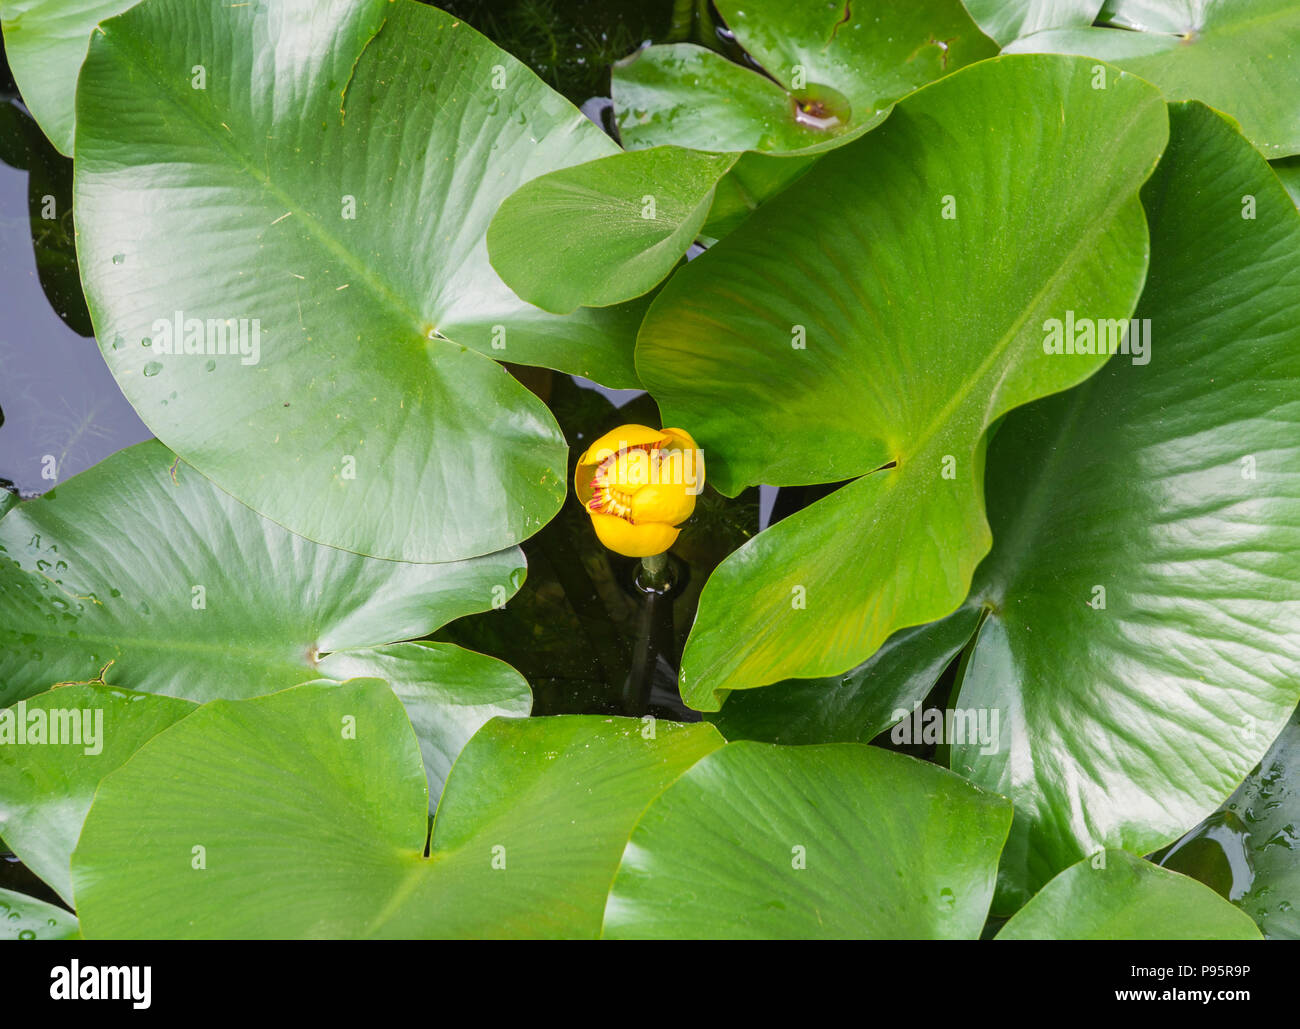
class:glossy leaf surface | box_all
[637,56,1167,708]
[0,685,193,905]
[488,147,737,313]
[1007,0,1300,157]
[613,0,996,155]
[962,0,1104,44]
[0,441,523,706]
[0,886,78,940]
[996,851,1264,940]
[72,682,722,938]
[73,0,644,563]
[954,103,1300,908]
[0,0,163,154]
[604,741,1012,939]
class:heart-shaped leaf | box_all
[952,102,1300,909]
[637,55,1168,708]
[613,0,996,155]
[0,657,526,907]
[73,0,644,563]
[0,440,523,706]
[71,680,723,938]
[317,641,530,807]
[996,850,1263,940]
[410,712,722,938]
[0,685,194,904]
[1006,0,1300,157]
[0,886,79,940]
[602,741,1012,939]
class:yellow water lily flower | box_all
[575,424,704,558]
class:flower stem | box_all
[638,551,670,591]
[623,552,676,716]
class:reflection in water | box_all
[1153,706,1300,938]
[1156,810,1255,902]
[0,65,151,498]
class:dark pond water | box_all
[0,54,152,497]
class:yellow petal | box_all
[631,482,696,526]
[578,424,671,467]
[588,513,680,557]
[606,447,655,489]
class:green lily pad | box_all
[73,0,645,564]
[603,741,1012,939]
[71,680,723,938]
[0,886,79,940]
[0,440,524,706]
[699,151,818,241]
[487,147,738,314]
[0,685,194,905]
[613,0,996,155]
[318,641,530,807]
[487,138,819,318]
[408,711,722,938]
[0,0,176,155]
[962,0,1104,45]
[1006,0,1300,157]
[637,55,1167,709]
[953,102,1300,910]
[707,605,983,745]
[996,850,1263,940]
[0,657,525,907]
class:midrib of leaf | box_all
[94,20,437,344]
[363,858,431,938]
[895,183,1150,475]
[0,621,308,669]
[0,619,418,679]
